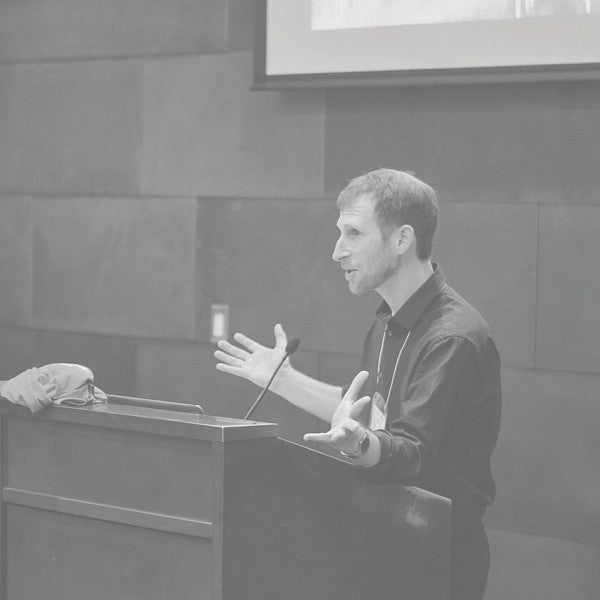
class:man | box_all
[214,168,501,600]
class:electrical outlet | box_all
[210,304,229,344]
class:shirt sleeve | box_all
[365,335,481,482]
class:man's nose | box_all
[332,237,349,262]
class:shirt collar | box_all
[375,264,446,332]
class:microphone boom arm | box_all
[243,336,300,421]
[243,353,289,420]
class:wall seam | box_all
[533,202,541,369]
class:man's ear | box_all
[392,224,415,255]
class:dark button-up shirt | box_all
[362,265,502,521]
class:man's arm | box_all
[214,323,342,422]
[367,335,481,481]
[271,365,342,422]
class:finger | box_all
[304,427,350,445]
[216,340,249,361]
[344,370,369,402]
[348,395,371,419]
[273,323,287,351]
[303,432,334,443]
[328,427,350,443]
[335,417,363,434]
[213,351,244,368]
[215,363,244,376]
[233,332,260,352]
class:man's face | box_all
[332,195,399,295]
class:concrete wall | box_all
[0,2,599,598]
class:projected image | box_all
[523,0,595,14]
[312,0,599,29]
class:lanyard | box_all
[376,324,411,411]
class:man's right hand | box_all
[214,323,289,389]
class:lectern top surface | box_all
[0,399,278,442]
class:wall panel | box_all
[434,203,537,368]
[0,197,32,326]
[487,367,600,544]
[324,84,600,206]
[0,61,143,195]
[137,342,249,417]
[536,205,600,374]
[142,52,325,198]
[31,198,197,339]
[0,0,252,61]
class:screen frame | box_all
[253,0,600,89]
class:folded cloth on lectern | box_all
[1,363,107,413]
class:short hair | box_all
[336,169,439,260]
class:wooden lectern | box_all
[0,399,450,600]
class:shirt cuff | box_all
[356,429,395,476]
[352,429,381,468]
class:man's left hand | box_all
[303,370,371,454]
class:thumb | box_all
[273,323,288,351]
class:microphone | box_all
[243,336,300,420]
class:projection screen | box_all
[254,0,600,87]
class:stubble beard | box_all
[348,255,399,295]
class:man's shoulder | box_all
[421,284,494,347]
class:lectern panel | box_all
[5,417,214,521]
[222,438,450,600]
[6,505,212,600]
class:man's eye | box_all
[349,229,360,237]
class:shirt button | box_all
[387,330,393,337]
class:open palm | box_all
[303,370,371,453]
[214,323,289,389]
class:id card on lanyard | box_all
[368,326,411,431]
[370,391,387,430]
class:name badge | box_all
[369,391,387,430]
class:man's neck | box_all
[376,260,434,315]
